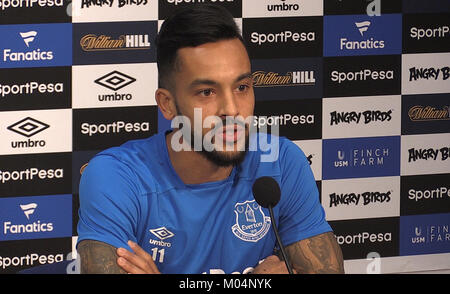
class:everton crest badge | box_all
[231,200,271,242]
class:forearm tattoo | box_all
[78,240,127,274]
[278,231,345,274]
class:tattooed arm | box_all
[78,240,127,274]
[280,231,344,274]
[78,239,161,274]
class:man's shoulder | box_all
[240,134,308,179]
[82,133,166,194]
[99,133,160,159]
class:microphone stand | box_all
[268,205,294,274]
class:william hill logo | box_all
[80,34,150,51]
[252,70,315,87]
[408,105,450,121]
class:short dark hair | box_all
[155,4,245,90]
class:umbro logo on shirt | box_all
[150,227,174,240]
[149,227,174,248]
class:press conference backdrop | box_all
[0,0,449,274]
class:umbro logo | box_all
[7,117,50,138]
[149,227,174,240]
[149,227,174,248]
[94,71,136,91]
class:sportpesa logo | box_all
[0,0,63,10]
[251,30,315,45]
[331,69,394,84]
[408,186,450,202]
[335,231,392,245]
[410,26,449,40]
[0,253,64,271]
[253,113,315,128]
[0,167,64,184]
[0,81,63,98]
[81,121,150,136]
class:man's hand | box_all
[116,241,161,274]
[251,255,297,274]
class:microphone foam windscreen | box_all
[252,176,281,208]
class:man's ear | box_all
[155,88,177,121]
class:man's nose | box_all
[219,90,239,118]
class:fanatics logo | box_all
[340,20,385,50]
[19,31,37,47]
[0,23,72,68]
[355,21,371,36]
[3,30,54,62]
[20,203,37,220]
[94,71,136,91]
[324,14,401,57]
[0,194,72,241]
[7,117,50,138]
[150,227,174,240]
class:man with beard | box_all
[76,5,344,274]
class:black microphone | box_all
[252,176,294,274]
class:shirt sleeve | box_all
[76,154,141,251]
[277,139,332,247]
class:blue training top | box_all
[77,132,331,274]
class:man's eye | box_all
[199,89,213,96]
[237,85,249,92]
